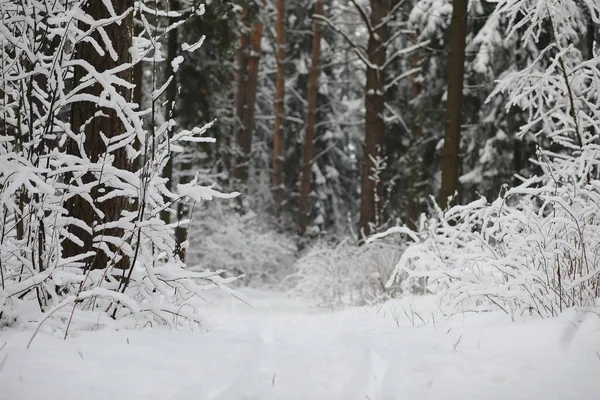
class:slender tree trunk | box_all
[174,157,193,262]
[233,6,250,185]
[233,1,265,185]
[358,0,389,239]
[130,15,144,223]
[63,1,133,270]
[133,60,143,114]
[439,0,469,209]
[132,8,144,121]
[408,33,422,230]
[586,14,597,146]
[298,0,324,238]
[587,9,595,61]
[272,0,286,215]
[132,36,143,174]
[162,0,192,262]
[161,0,180,225]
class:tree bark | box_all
[63,1,134,270]
[161,0,181,226]
[439,0,469,209]
[174,158,193,262]
[233,6,250,185]
[408,33,422,230]
[132,32,143,174]
[358,0,389,239]
[272,0,286,215]
[298,0,324,238]
[233,1,265,185]
[587,12,595,61]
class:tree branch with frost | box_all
[383,40,430,69]
[374,0,409,31]
[349,0,374,36]
[313,14,373,68]
[0,0,244,332]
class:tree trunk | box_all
[132,39,143,174]
[358,0,389,239]
[133,59,143,115]
[233,6,250,185]
[161,0,181,226]
[174,157,193,262]
[587,12,596,61]
[63,1,133,270]
[272,0,286,215]
[298,0,324,238]
[408,33,423,230]
[439,0,469,209]
[233,1,265,186]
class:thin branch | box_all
[349,0,374,36]
[384,66,421,91]
[374,0,409,31]
[314,14,374,69]
[384,39,430,69]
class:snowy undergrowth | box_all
[377,0,600,319]
[185,202,296,287]
[0,1,239,335]
[287,240,404,308]
[380,194,600,318]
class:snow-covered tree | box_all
[381,0,600,317]
[0,0,238,332]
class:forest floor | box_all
[1,288,599,400]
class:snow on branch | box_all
[0,0,241,336]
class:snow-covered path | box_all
[1,289,599,400]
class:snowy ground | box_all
[1,289,600,400]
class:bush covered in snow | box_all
[383,193,600,318]
[185,203,296,287]
[378,0,600,318]
[287,239,404,307]
[0,0,238,334]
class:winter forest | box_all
[1,0,600,398]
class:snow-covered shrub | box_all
[380,0,600,318]
[382,192,600,317]
[185,202,296,287]
[288,240,404,307]
[0,0,237,333]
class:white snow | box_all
[172,55,185,72]
[1,289,599,400]
[182,36,206,53]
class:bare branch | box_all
[349,0,374,36]
[384,39,430,69]
[314,14,375,69]
[384,66,421,91]
[384,28,415,48]
[374,0,409,31]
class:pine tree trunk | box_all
[408,33,422,230]
[174,157,193,262]
[233,1,265,186]
[586,14,597,144]
[133,60,143,114]
[587,13,595,60]
[233,6,250,185]
[439,0,469,209]
[63,1,133,270]
[132,32,143,174]
[298,0,324,238]
[358,0,389,239]
[162,0,180,225]
[272,0,286,215]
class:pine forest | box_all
[1,1,599,398]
